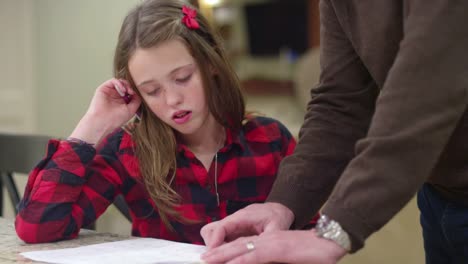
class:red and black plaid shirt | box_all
[16,116,296,244]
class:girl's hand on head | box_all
[70,79,142,146]
[86,78,141,126]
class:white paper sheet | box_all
[20,238,206,264]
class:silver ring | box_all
[246,241,255,251]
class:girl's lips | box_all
[172,111,192,124]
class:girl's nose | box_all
[164,88,183,106]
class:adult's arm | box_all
[322,0,468,252]
[267,0,377,231]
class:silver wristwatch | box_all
[315,214,351,252]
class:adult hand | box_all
[201,229,347,264]
[201,202,294,249]
[70,78,142,145]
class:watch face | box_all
[315,215,351,251]
[316,215,331,236]
[318,215,330,226]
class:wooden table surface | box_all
[0,217,130,263]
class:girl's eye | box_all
[176,74,192,83]
[147,88,161,96]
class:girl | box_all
[15,0,296,244]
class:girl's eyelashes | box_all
[175,74,192,83]
[147,87,161,96]
[142,70,194,95]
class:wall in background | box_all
[0,0,35,133]
[209,0,320,81]
[34,0,139,138]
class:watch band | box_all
[315,214,351,251]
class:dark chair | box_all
[0,133,131,226]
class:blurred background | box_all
[1,0,423,263]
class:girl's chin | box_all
[171,124,198,136]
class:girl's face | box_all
[128,39,212,136]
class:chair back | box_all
[0,133,50,217]
[0,133,50,174]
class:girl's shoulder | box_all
[98,128,141,177]
[242,115,293,142]
[98,128,135,154]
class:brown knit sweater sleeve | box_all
[267,0,377,235]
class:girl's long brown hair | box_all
[113,0,245,228]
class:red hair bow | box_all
[182,5,200,30]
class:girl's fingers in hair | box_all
[108,79,126,97]
[96,78,124,98]
[127,92,142,110]
[119,79,138,95]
